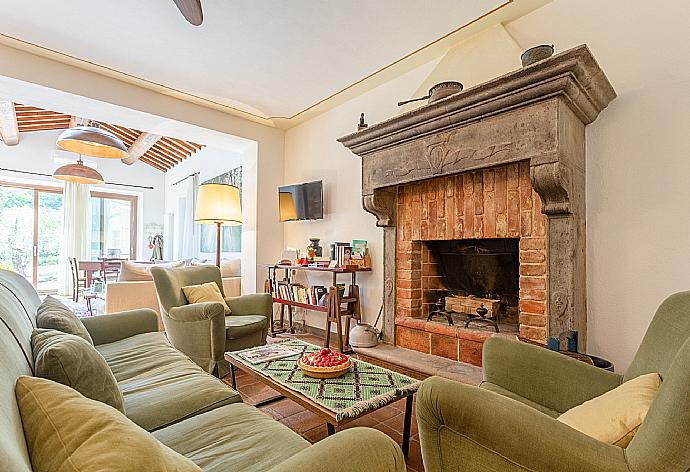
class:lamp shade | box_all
[56,125,129,159]
[195,183,242,225]
[52,158,104,185]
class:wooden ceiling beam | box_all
[142,151,174,169]
[16,117,71,125]
[139,156,167,172]
[0,101,19,146]
[166,136,199,154]
[153,140,187,161]
[109,124,140,141]
[122,132,161,165]
[18,123,70,132]
[145,147,178,167]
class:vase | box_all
[307,238,322,261]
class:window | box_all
[199,167,242,253]
[89,193,137,259]
[0,182,63,292]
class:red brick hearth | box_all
[395,160,548,364]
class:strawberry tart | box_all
[298,348,352,378]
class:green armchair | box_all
[150,265,271,377]
[417,291,690,472]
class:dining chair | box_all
[99,258,122,284]
[68,257,88,302]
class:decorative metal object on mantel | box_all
[397,81,464,107]
[521,44,555,67]
[357,113,368,132]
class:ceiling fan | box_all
[172,0,204,26]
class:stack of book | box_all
[275,283,328,306]
[334,242,352,267]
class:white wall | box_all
[0,42,285,293]
[283,27,521,333]
[285,0,690,371]
[0,129,165,260]
[505,0,690,371]
[284,58,445,330]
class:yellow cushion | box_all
[15,376,201,472]
[557,372,661,447]
[182,282,231,314]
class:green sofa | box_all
[417,291,690,472]
[150,265,271,377]
[0,269,405,472]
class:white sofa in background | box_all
[105,259,242,330]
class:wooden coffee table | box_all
[225,340,420,456]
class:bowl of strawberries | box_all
[298,348,352,379]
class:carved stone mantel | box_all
[338,45,615,345]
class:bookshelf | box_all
[264,265,370,352]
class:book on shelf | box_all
[274,283,328,307]
[334,242,353,267]
[352,239,367,259]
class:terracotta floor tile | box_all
[261,398,305,420]
[279,409,326,434]
[366,404,404,423]
[340,414,379,429]
[301,424,329,443]
[405,439,424,472]
[373,422,404,444]
[382,412,419,437]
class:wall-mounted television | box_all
[278,180,323,222]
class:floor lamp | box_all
[194,183,242,267]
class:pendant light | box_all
[52,157,105,185]
[56,121,128,159]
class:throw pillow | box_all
[31,329,124,413]
[15,376,202,472]
[181,282,231,314]
[118,260,185,282]
[557,372,662,447]
[36,295,93,345]
[118,260,154,282]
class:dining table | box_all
[78,259,154,287]
[77,260,108,288]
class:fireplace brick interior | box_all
[395,160,548,364]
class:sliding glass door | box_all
[90,193,137,260]
[0,186,35,285]
[0,184,62,292]
[0,183,136,293]
[36,192,63,292]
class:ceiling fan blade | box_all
[172,0,203,26]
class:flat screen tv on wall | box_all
[278,180,323,222]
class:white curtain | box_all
[173,175,198,260]
[58,182,91,296]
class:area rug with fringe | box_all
[228,339,420,421]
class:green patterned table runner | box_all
[228,340,420,421]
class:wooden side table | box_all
[82,289,104,316]
[264,265,370,352]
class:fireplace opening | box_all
[423,238,520,328]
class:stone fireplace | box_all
[339,45,615,366]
